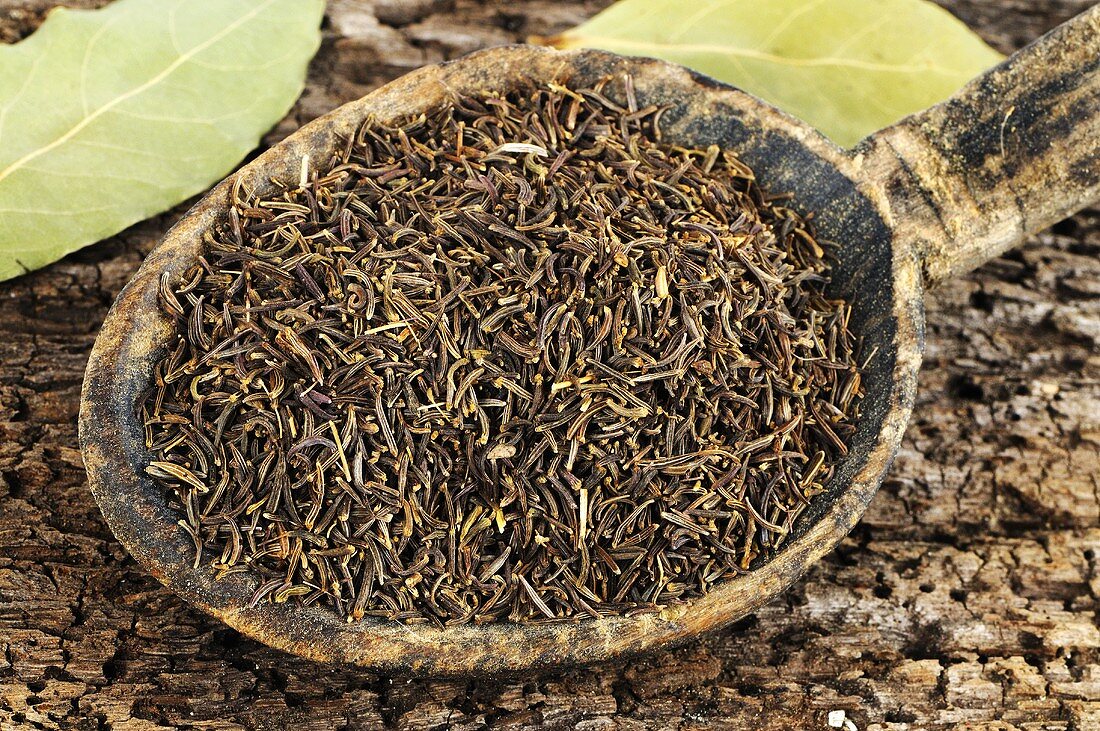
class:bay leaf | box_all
[543,0,1003,147]
[0,0,323,281]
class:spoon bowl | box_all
[80,6,1099,675]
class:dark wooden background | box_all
[1,1,1097,728]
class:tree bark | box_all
[1,1,1097,729]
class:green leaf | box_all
[0,0,323,281]
[543,0,1003,147]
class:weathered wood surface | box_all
[1,0,1097,728]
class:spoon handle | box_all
[864,4,1100,287]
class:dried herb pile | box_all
[143,78,862,626]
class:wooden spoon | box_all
[79,6,1100,674]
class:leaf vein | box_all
[567,35,965,76]
[0,0,280,186]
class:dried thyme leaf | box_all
[143,78,864,626]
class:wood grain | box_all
[1,0,1097,728]
[867,5,1100,286]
